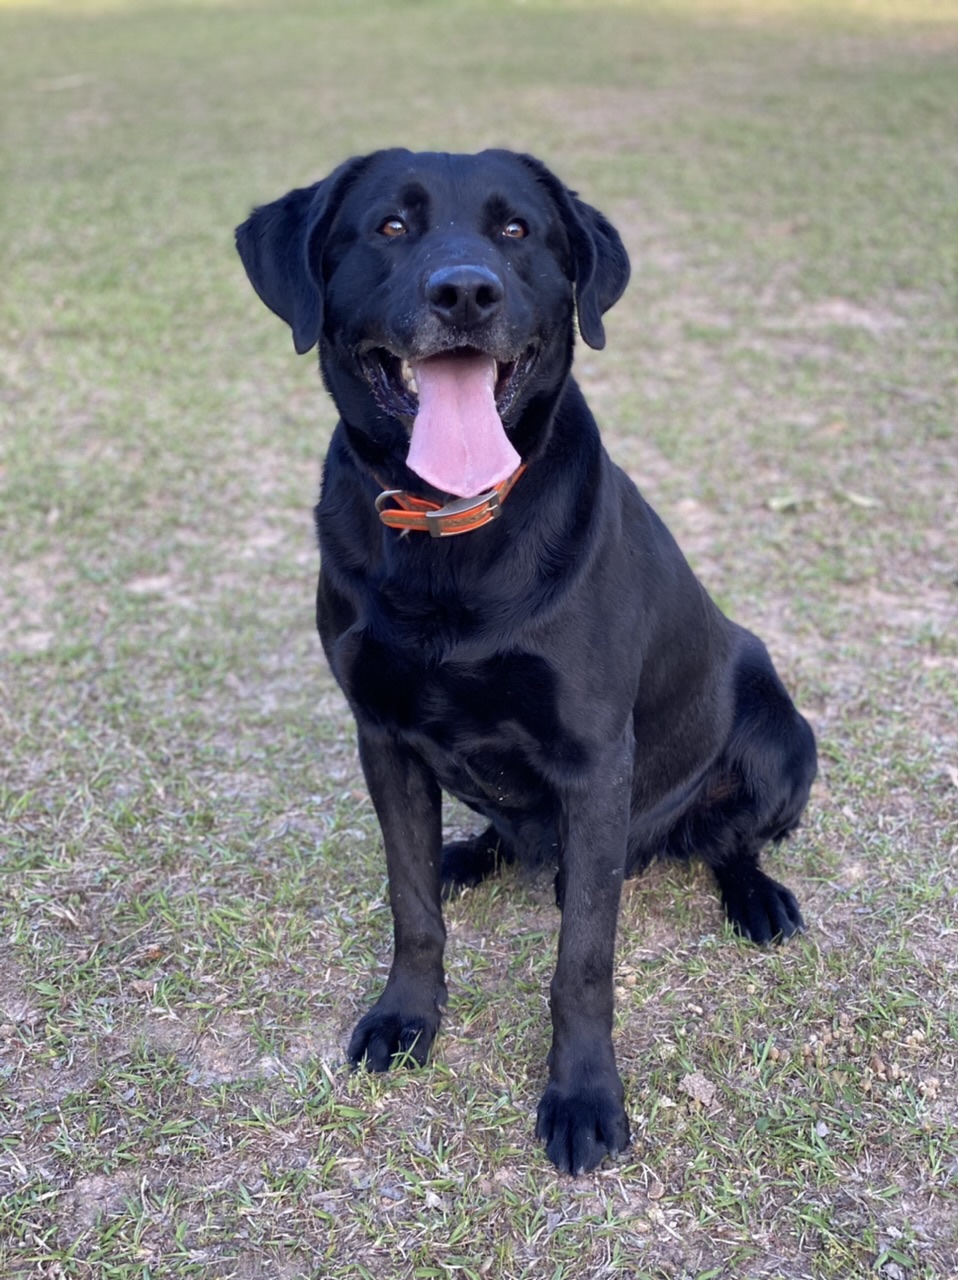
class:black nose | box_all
[424,264,504,329]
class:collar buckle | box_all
[424,488,501,537]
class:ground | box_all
[0,1,956,1277]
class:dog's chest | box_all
[338,627,587,796]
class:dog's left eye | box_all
[502,219,529,239]
[378,217,408,238]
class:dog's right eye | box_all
[378,217,408,238]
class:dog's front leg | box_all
[347,730,447,1071]
[536,740,632,1174]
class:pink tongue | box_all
[405,352,521,498]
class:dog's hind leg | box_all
[441,825,514,898]
[710,845,805,944]
[670,764,809,945]
[698,641,817,945]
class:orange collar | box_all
[374,464,526,538]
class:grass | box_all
[1,0,957,1276]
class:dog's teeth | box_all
[400,360,418,396]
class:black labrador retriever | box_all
[236,149,816,1175]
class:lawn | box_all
[1,1,956,1277]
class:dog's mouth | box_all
[359,345,537,498]
[360,345,536,424]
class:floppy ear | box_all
[563,197,631,351]
[235,155,371,355]
[517,155,630,350]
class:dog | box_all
[235,148,817,1175]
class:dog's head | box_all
[236,149,629,497]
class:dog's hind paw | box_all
[718,864,805,945]
[440,826,510,899]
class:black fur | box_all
[236,149,816,1175]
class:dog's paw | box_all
[347,1005,440,1072]
[720,866,805,945]
[535,1081,631,1176]
[440,827,506,899]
